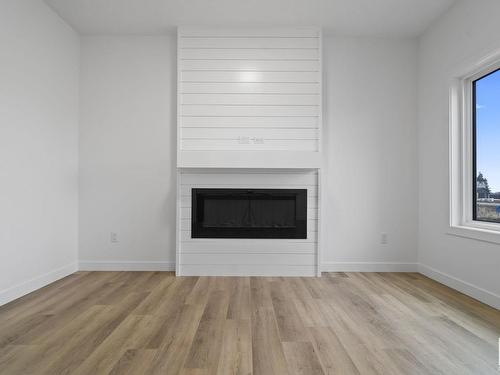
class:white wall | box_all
[79,36,177,270]
[322,36,419,271]
[418,0,500,308]
[2,2,496,306]
[78,35,419,272]
[0,0,79,305]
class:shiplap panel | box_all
[181,105,318,117]
[180,171,317,185]
[180,48,319,60]
[181,253,315,266]
[179,264,316,277]
[180,28,319,38]
[179,229,317,243]
[181,37,319,49]
[180,185,318,196]
[181,116,318,128]
[181,82,320,94]
[181,94,319,105]
[180,232,318,242]
[181,60,320,71]
[178,170,319,276]
[178,27,321,153]
[180,241,316,253]
[181,128,318,140]
[181,139,317,151]
[181,71,319,83]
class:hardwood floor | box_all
[0,272,499,374]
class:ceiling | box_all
[45,0,455,37]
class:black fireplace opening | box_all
[191,188,307,239]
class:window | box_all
[449,54,500,242]
[472,68,500,223]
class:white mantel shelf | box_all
[178,151,322,169]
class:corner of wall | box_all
[0,263,78,307]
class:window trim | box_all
[472,76,477,221]
[472,67,500,223]
[448,50,500,244]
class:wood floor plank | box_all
[216,319,253,375]
[0,272,498,375]
[185,276,214,307]
[27,305,112,374]
[145,302,207,375]
[149,276,199,317]
[250,277,274,310]
[308,326,360,375]
[287,278,328,328]
[251,307,289,375]
[184,290,230,373]
[181,369,209,375]
[227,277,251,320]
[35,291,152,375]
[384,348,446,375]
[107,348,158,375]
[269,281,308,342]
[0,272,90,320]
[131,274,178,315]
[72,313,161,375]
[0,344,40,375]
[282,341,325,375]
[0,272,86,323]
[13,273,139,347]
[0,272,118,341]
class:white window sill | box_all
[448,224,500,245]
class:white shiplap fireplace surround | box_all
[176,27,322,276]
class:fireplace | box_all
[191,188,307,239]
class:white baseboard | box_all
[321,262,418,272]
[3,260,497,311]
[418,264,500,310]
[0,262,78,306]
[78,260,175,272]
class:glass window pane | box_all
[474,68,500,223]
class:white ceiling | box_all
[45,0,455,37]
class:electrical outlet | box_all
[252,137,264,144]
[110,232,118,243]
[238,136,250,144]
[380,232,388,245]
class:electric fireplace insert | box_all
[191,188,307,239]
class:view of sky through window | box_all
[474,68,500,222]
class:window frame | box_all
[449,52,500,244]
[472,67,500,223]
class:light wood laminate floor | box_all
[0,272,499,374]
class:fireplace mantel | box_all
[178,150,322,169]
[175,27,323,276]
